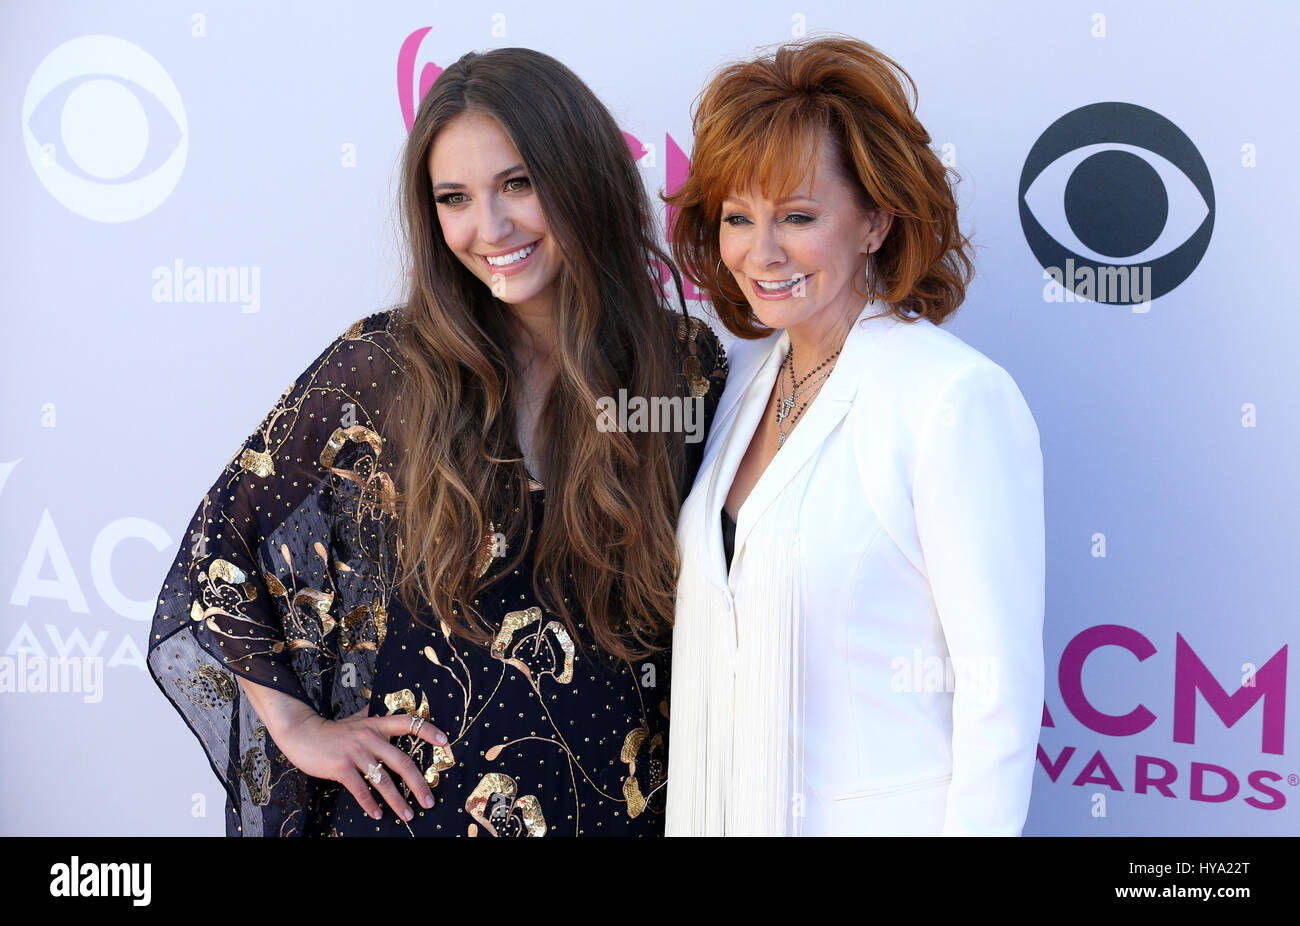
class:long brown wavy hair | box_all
[666,34,975,337]
[389,47,692,661]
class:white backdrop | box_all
[2,0,1296,835]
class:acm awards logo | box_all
[398,26,444,134]
[1019,102,1214,311]
[1037,624,1291,817]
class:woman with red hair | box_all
[665,35,1045,836]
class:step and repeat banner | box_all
[2,1,1295,835]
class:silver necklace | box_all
[776,345,839,446]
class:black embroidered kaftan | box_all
[146,306,727,836]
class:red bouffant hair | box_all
[666,34,974,337]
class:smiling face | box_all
[718,135,892,343]
[428,110,562,317]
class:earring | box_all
[714,258,742,306]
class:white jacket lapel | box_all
[731,303,899,560]
[689,330,783,591]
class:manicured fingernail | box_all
[435,732,448,745]
[370,809,381,820]
[421,793,434,809]
[403,808,414,821]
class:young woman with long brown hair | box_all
[147,47,726,837]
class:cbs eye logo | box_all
[22,35,188,222]
[1019,102,1213,308]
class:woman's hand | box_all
[275,704,449,822]
[235,676,448,822]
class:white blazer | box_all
[666,301,1045,836]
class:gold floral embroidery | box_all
[190,560,288,657]
[491,607,541,656]
[490,606,575,685]
[473,520,499,579]
[677,312,727,399]
[620,726,646,763]
[292,587,334,617]
[208,558,254,595]
[383,687,430,718]
[619,726,666,819]
[373,600,388,649]
[320,424,382,467]
[466,773,546,837]
[181,663,237,709]
[339,606,367,650]
[683,355,709,397]
[424,745,456,786]
[320,425,398,519]
[382,688,455,786]
[241,723,271,807]
[238,447,275,478]
[339,598,387,651]
[624,778,646,817]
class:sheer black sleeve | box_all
[146,309,408,836]
[677,310,729,492]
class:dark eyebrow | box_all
[431,163,526,193]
